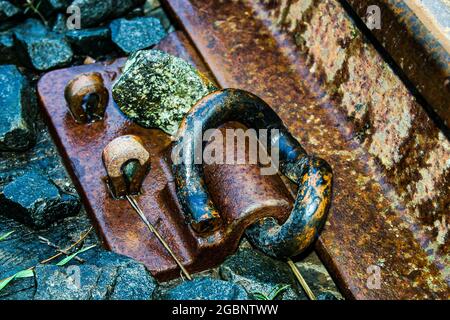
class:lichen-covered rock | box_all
[0,1,20,21]
[219,246,306,300]
[109,16,166,54]
[154,277,249,300]
[70,0,144,28]
[0,64,36,151]
[33,251,157,300]
[66,26,112,56]
[0,171,81,229]
[112,50,217,135]
[13,19,73,71]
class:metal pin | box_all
[125,195,192,281]
[287,258,316,300]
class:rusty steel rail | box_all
[341,0,450,131]
[162,0,449,299]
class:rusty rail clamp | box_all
[173,89,333,258]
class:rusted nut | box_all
[64,72,109,123]
[173,89,333,258]
[102,135,151,198]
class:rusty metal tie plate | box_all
[37,32,294,281]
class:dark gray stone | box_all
[109,16,166,54]
[148,7,171,31]
[155,277,249,300]
[0,213,97,300]
[52,13,67,33]
[112,50,217,135]
[0,171,81,229]
[13,18,48,37]
[219,246,305,300]
[40,0,71,15]
[70,0,144,28]
[0,32,14,63]
[0,1,20,21]
[34,264,102,300]
[109,263,156,300]
[293,252,344,300]
[0,64,36,151]
[33,250,157,300]
[65,26,112,56]
[317,292,340,300]
[0,269,35,300]
[13,19,73,71]
[69,0,112,28]
[113,0,145,17]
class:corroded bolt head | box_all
[64,72,109,123]
[102,135,150,198]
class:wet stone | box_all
[71,0,144,28]
[219,246,306,300]
[0,1,20,21]
[113,0,146,17]
[149,7,172,31]
[0,64,36,151]
[108,261,156,300]
[70,0,112,27]
[294,251,344,300]
[109,16,166,54]
[51,13,67,33]
[112,49,217,135]
[13,19,73,71]
[34,264,103,300]
[66,26,112,56]
[0,171,81,229]
[40,0,71,15]
[317,292,340,300]
[154,277,250,300]
[0,274,35,300]
[34,250,157,300]
[0,213,97,300]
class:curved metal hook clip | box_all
[102,135,151,198]
[64,72,109,123]
[172,89,333,258]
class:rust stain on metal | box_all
[343,0,450,128]
[37,32,294,281]
[162,0,449,298]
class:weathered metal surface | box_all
[64,72,109,124]
[37,31,294,281]
[342,0,450,129]
[162,0,449,298]
[173,88,333,258]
